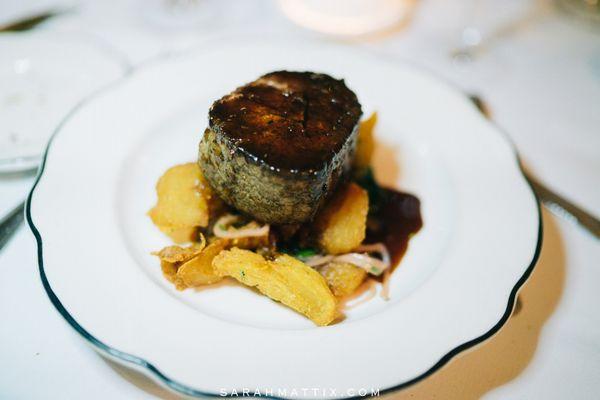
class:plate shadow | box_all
[386,208,565,400]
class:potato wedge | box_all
[213,248,337,326]
[353,112,377,173]
[177,240,226,287]
[320,262,367,297]
[314,183,369,254]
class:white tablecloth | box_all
[1,0,599,398]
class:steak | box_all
[199,71,362,224]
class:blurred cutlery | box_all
[0,201,25,252]
[0,11,61,32]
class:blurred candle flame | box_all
[278,0,416,37]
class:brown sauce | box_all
[365,187,422,272]
[280,172,422,272]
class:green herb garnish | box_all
[294,248,318,260]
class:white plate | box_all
[0,32,127,173]
[27,38,541,398]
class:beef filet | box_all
[199,71,362,224]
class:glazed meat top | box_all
[208,71,362,172]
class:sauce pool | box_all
[365,187,422,271]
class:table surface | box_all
[1,0,599,399]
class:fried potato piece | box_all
[160,261,186,290]
[149,163,208,228]
[353,112,377,173]
[157,226,198,244]
[153,240,208,290]
[315,183,369,254]
[320,262,367,297]
[160,260,178,282]
[177,240,226,287]
[149,163,224,243]
[227,234,270,251]
[152,236,206,263]
[213,248,337,326]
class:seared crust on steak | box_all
[199,71,362,224]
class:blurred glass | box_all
[556,0,600,23]
[451,0,537,63]
[141,0,219,30]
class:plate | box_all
[27,38,541,398]
[0,32,127,173]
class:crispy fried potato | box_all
[149,163,225,243]
[177,240,226,287]
[152,236,206,263]
[227,234,270,250]
[315,183,369,254]
[213,248,337,326]
[320,262,367,297]
[353,112,377,173]
[160,260,178,282]
[149,163,227,244]
[160,261,186,290]
[149,163,209,228]
[157,225,198,244]
[153,240,209,290]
